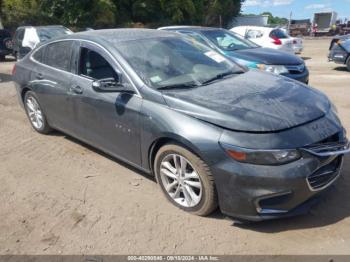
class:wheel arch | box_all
[21,86,32,103]
[147,134,204,175]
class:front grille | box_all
[286,64,305,74]
[303,131,349,157]
[307,156,343,191]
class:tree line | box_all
[1,0,244,31]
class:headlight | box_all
[257,64,289,75]
[221,144,301,165]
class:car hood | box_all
[226,47,304,65]
[162,70,330,132]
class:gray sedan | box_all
[13,29,349,221]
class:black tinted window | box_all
[32,46,46,62]
[270,29,288,39]
[45,41,73,71]
[79,48,118,81]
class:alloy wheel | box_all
[26,96,44,130]
[159,154,202,208]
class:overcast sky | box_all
[242,0,350,20]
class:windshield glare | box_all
[38,27,72,42]
[202,30,259,51]
[341,40,350,52]
[116,37,242,89]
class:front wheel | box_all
[24,91,52,134]
[346,56,350,72]
[154,144,218,216]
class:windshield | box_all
[115,37,243,89]
[202,30,259,51]
[37,27,72,42]
[341,40,350,52]
[269,29,289,39]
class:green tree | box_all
[2,0,245,30]
[261,11,288,25]
[40,0,116,28]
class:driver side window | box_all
[79,48,118,81]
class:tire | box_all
[24,91,52,134]
[154,143,218,216]
[346,56,350,72]
[0,54,5,61]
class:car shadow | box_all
[0,72,13,83]
[301,57,312,61]
[49,131,350,230]
[49,130,155,183]
[333,66,349,72]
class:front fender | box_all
[140,99,224,172]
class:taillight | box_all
[271,36,282,45]
[12,64,16,75]
[293,40,297,44]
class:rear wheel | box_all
[24,91,52,134]
[154,144,218,216]
[346,56,350,72]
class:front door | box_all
[70,42,142,166]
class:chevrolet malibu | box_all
[13,29,349,221]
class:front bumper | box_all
[212,127,348,222]
[0,49,12,56]
[281,68,309,84]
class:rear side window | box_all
[270,29,288,39]
[44,41,73,71]
[245,30,263,39]
[32,46,46,63]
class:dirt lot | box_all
[0,39,350,255]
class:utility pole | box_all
[288,11,292,34]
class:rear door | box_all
[30,40,77,133]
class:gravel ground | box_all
[0,38,350,255]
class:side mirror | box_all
[92,77,121,92]
[92,76,134,93]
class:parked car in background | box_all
[328,35,350,71]
[0,29,13,61]
[280,28,304,54]
[231,26,294,53]
[12,25,72,60]
[13,29,349,221]
[289,36,303,54]
[159,26,309,84]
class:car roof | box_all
[17,25,67,30]
[59,28,180,44]
[159,26,222,32]
[231,26,274,32]
[332,34,350,41]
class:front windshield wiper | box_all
[201,70,243,85]
[157,82,201,90]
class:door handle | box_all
[70,85,83,94]
[36,73,44,80]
